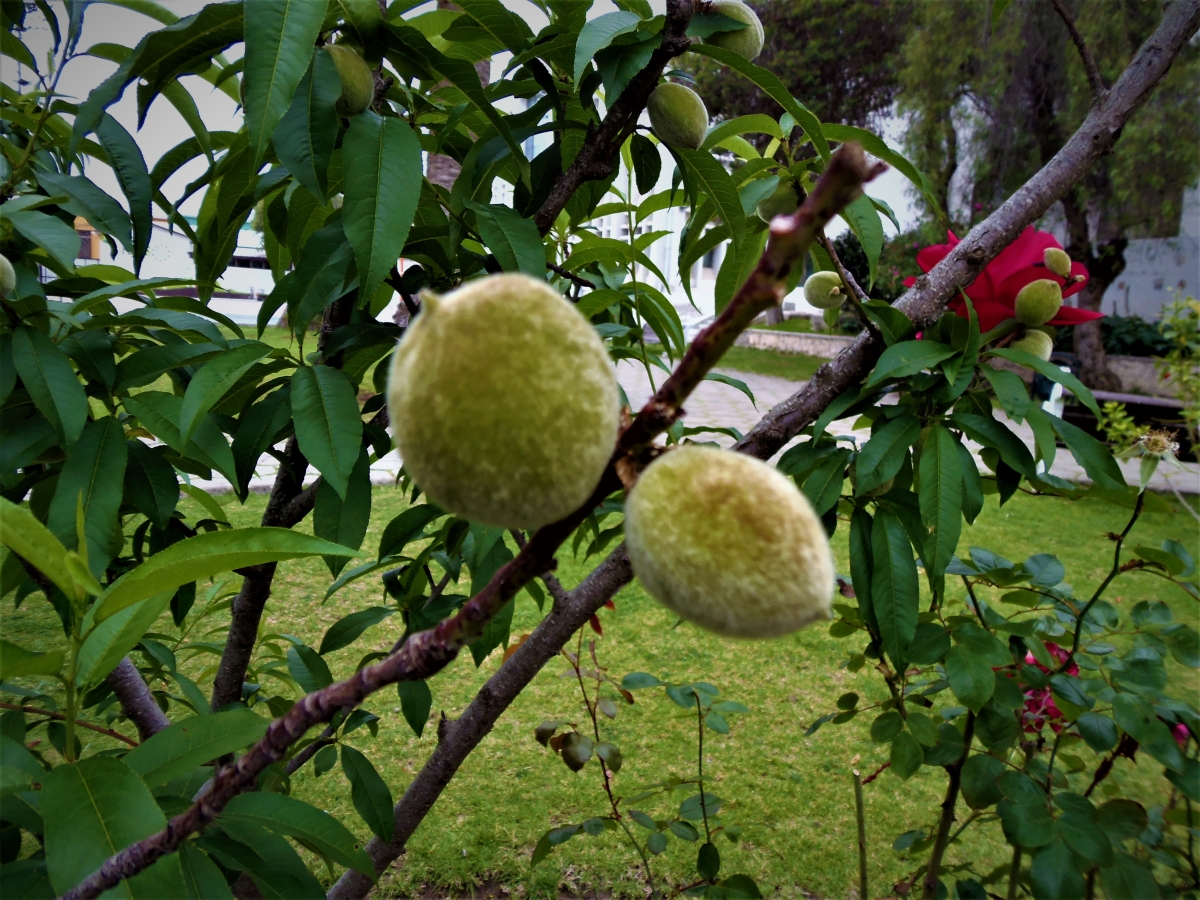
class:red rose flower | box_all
[1018,642,1077,734]
[902,227,1104,333]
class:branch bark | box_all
[106,657,170,741]
[532,0,695,234]
[61,141,881,900]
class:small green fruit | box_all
[848,460,892,498]
[703,0,765,61]
[1043,247,1072,279]
[625,446,835,638]
[387,274,620,530]
[804,270,845,310]
[1013,279,1063,326]
[325,44,375,117]
[1010,328,1054,362]
[0,253,15,298]
[756,181,798,222]
[647,82,708,151]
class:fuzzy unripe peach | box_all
[703,0,765,61]
[756,182,798,222]
[647,83,708,151]
[1010,328,1054,362]
[325,44,375,117]
[625,446,835,638]
[1013,279,1063,326]
[1043,247,1072,279]
[0,253,14,299]
[387,274,620,530]
[804,270,845,310]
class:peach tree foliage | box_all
[0,1,1196,899]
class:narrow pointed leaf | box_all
[179,343,271,446]
[290,365,363,499]
[273,47,340,202]
[11,325,88,447]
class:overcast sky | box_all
[5,0,917,233]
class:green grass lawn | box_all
[4,485,1197,898]
[717,345,827,382]
[750,317,814,333]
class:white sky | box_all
[5,0,919,233]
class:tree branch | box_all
[61,140,881,900]
[532,0,695,234]
[735,0,1200,462]
[0,701,139,747]
[546,261,595,289]
[1050,0,1108,105]
[818,232,883,344]
[106,657,170,741]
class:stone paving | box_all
[191,359,1198,500]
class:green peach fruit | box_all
[325,44,375,117]
[1013,279,1063,326]
[625,445,835,638]
[756,181,799,222]
[1010,328,1054,361]
[647,82,708,151]
[804,270,845,310]
[387,273,620,530]
[0,253,14,298]
[1043,247,1072,279]
[703,0,765,61]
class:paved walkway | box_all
[190,361,1198,499]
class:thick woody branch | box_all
[106,657,171,741]
[533,0,694,234]
[1050,0,1108,105]
[736,0,1200,462]
[62,142,880,900]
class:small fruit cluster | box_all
[387,274,834,640]
[1008,248,1074,361]
[646,1,764,152]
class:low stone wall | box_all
[736,329,854,358]
[1108,355,1176,398]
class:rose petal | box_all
[1048,306,1106,326]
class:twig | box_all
[0,702,138,748]
[818,232,884,345]
[695,690,712,847]
[921,711,976,900]
[285,723,337,776]
[1050,0,1108,105]
[853,769,868,900]
[1007,846,1022,900]
[547,262,595,290]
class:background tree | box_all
[897,0,1200,387]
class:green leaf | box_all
[11,326,88,447]
[573,11,639,87]
[630,133,662,194]
[1112,693,1185,773]
[231,386,292,499]
[462,200,545,276]
[122,391,238,484]
[273,47,340,202]
[124,709,269,789]
[701,114,782,152]
[319,606,393,656]
[676,148,745,248]
[848,508,878,636]
[980,364,1029,421]
[124,440,179,530]
[286,642,332,693]
[469,597,514,666]
[76,591,173,689]
[314,446,372,576]
[243,0,327,166]
[703,372,756,406]
[340,745,394,842]
[96,113,153,272]
[686,44,829,160]
[0,497,74,600]
[945,645,995,713]
[841,194,884,288]
[1048,414,1125,491]
[397,678,432,738]
[94,528,361,622]
[377,504,444,559]
[342,113,424,301]
[179,343,272,446]
[1030,839,1085,900]
[961,753,1004,809]
[34,170,133,252]
[890,731,923,779]
[998,799,1056,849]
[0,640,64,682]
[952,413,1036,479]
[1098,851,1160,900]
[697,841,720,880]
[918,423,963,592]
[2,209,82,270]
[179,842,234,900]
[454,0,532,53]
[870,510,918,673]
[290,365,363,499]
[713,224,767,313]
[988,348,1099,416]
[221,792,375,877]
[42,756,186,897]
[861,299,915,346]
[955,437,984,524]
[855,415,920,495]
[46,417,128,577]
[801,448,850,516]
[822,123,939,215]
[864,340,957,389]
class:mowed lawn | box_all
[3,484,1197,898]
